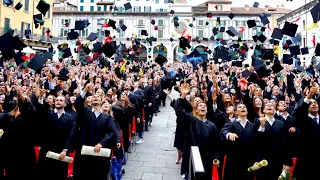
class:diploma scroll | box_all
[46,151,74,163]
[0,129,3,139]
[81,145,111,157]
[248,160,268,172]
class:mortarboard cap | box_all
[155,54,167,66]
[67,29,79,40]
[58,67,69,81]
[123,2,132,10]
[170,10,175,15]
[105,30,110,37]
[101,43,116,58]
[260,27,266,32]
[120,24,127,31]
[83,46,91,55]
[141,30,148,36]
[315,43,320,56]
[33,14,44,29]
[14,1,23,10]
[259,13,270,25]
[252,35,258,42]
[232,60,242,67]
[282,54,293,64]
[301,47,309,55]
[311,2,320,23]
[289,45,301,56]
[14,51,23,65]
[179,37,191,50]
[206,21,209,26]
[3,0,13,6]
[108,19,116,29]
[62,48,72,58]
[75,20,86,30]
[253,1,259,8]
[247,20,256,28]
[207,13,212,18]
[256,65,271,78]
[282,22,298,37]
[36,0,50,16]
[228,26,239,37]
[92,42,102,52]
[257,34,267,43]
[220,27,225,32]
[271,28,283,40]
[28,53,48,72]
[228,13,234,20]
[86,32,97,41]
[316,63,320,71]
[242,69,250,78]
[151,19,155,25]
[271,61,284,74]
[261,49,274,60]
[189,23,193,27]
[212,27,218,35]
[306,65,315,77]
[248,73,267,90]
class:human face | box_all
[226,106,234,114]
[223,94,231,103]
[196,102,207,116]
[124,82,131,90]
[120,92,128,101]
[193,97,202,108]
[96,89,104,97]
[264,103,276,115]
[309,99,319,114]
[70,96,76,104]
[263,99,270,105]
[46,95,55,106]
[278,101,287,112]
[102,102,111,113]
[236,104,248,116]
[55,96,66,110]
[91,94,102,106]
[254,98,263,108]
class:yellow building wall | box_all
[0,0,52,35]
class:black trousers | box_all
[144,106,153,129]
[160,91,166,106]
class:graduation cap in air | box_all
[170,10,175,15]
[212,27,218,35]
[207,13,213,18]
[155,54,167,66]
[179,37,191,50]
[261,27,266,32]
[101,42,116,58]
[36,0,50,16]
[247,20,256,28]
[315,43,320,56]
[141,30,148,36]
[57,43,68,51]
[242,69,251,78]
[33,14,45,29]
[256,65,271,78]
[282,54,293,64]
[228,13,234,20]
[67,29,79,40]
[75,20,86,30]
[14,1,23,10]
[257,34,267,43]
[92,42,102,52]
[259,13,270,25]
[58,67,69,81]
[232,60,242,67]
[151,19,155,25]
[282,22,298,37]
[170,37,173,42]
[124,2,132,10]
[108,19,116,29]
[3,0,13,6]
[61,48,72,58]
[261,49,274,60]
[105,30,110,37]
[120,24,127,31]
[24,30,31,38]
[189,23,193,27]
[311,2,320,23]
[301,47,309,55]
[226,26,239,37]
[14,51,23,65]
[28,53,49,73]
[271,28,283,40]
[86,32,97,41]
[306,65,316,77]
[253,1,259,8]
[271,60,284,74]
[248,72,267,89]
[220,27,225,32]
[289,45,301,56]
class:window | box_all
[98,6,101,11]
[156,0,159,3]
[27,23,30,30]
[4,18,10,28]
[138,20,144,25]
[220,20,226,26]
[61,19,70,25]
[80,6,84,11]
[198,20,204,26]
[90,6,94,11]
[158,19,164,25]
[134,6,141,12]
[119,31,124,37]
[303,20,306,29]
[217,5,223,10]
[119,19,124,25]
[138,29,142,37]
[119,7,124,12]
[24,0,29,12]
[21,22,25,37]
[160,8,164,12]
[80,0,84,2]
[90,0,94,2]
[158,29,164,38]
[164,0,168,3]
[198,29,204,38]
[144,6,151,12]
[303,38,306,47]
[60,28,69,36]
[104,5,107,11]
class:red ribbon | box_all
[312,36,316,46]
[267,24,272,31]
[291,16,301,23]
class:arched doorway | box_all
[135,44,147,62]
[153,44,167,61]
[194,45,208,61]
[173,45,187,62]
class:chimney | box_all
[244,4,249,11]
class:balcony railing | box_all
[0,28,59,43]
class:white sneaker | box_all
[136,138,145,144]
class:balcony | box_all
[96,0,115,5]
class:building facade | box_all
[0,0,56,51]
[277,0,318,64]
[53,0,291,62]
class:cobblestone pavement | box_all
[122,104,182,180]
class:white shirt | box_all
[237,119,248,128]
[54,109,65,119]
[258,116,275,132]
[308,114,320,124]
[92,109,102,118]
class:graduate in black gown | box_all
[293,86,320,180]
[73,83,120,180]
[253,102,292,180]
[36,90,76,180]
[0,86,37,180]
[174,83,220,180]
[220,104,255,180]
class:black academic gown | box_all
[0,99,37,180]
[35,101,76,180]
[174,98,220,180]
[73,94,119,180]
[220,120,256,180]
[293,98,320,179]
[253,118,292,180]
